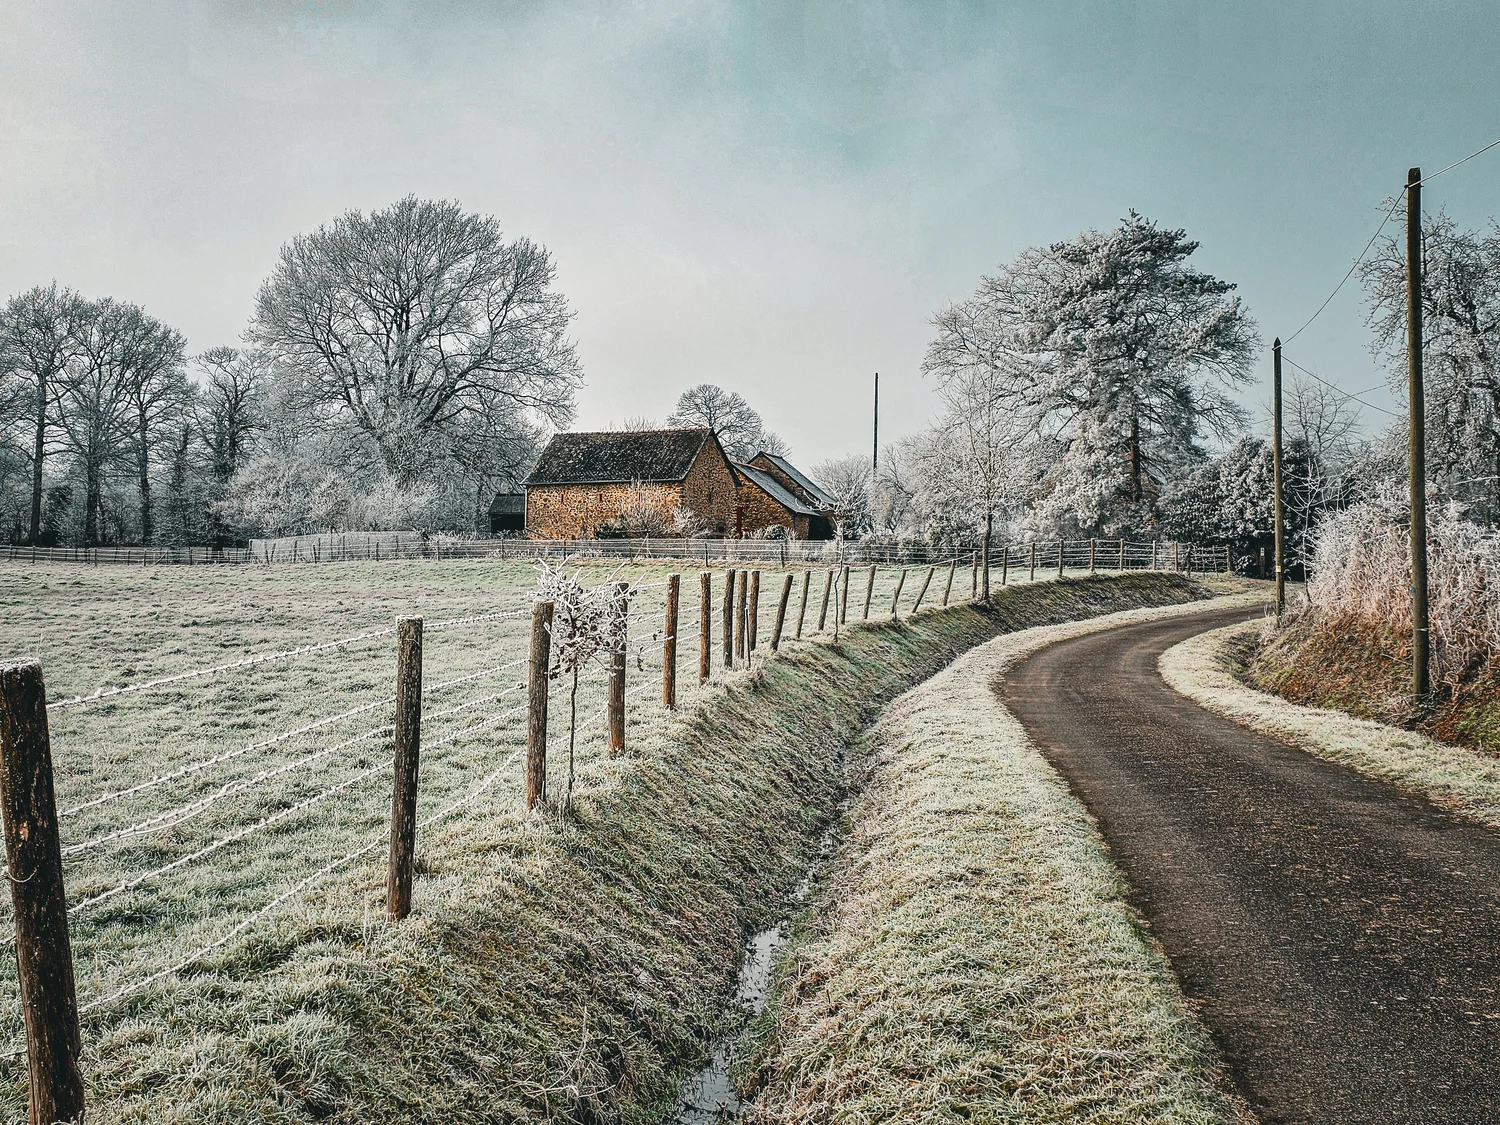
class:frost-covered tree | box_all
[0,284,87,543]
[925,213,1258,536]
[249,196,581,495]
[666,383,787,461]
[811,454,873,538]
[117,308,189,543]
[1361,209,1500,524]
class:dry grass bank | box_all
[1248,611,1500,754]
[0,567,1201,1122]
[747,593,1260,1125]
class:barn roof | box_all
[734,463,821,517]
[525,428,717,486]
[751,452,836,509]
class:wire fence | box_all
[0,542,1229,1113]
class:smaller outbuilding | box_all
[488,493,526,535]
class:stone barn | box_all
[523,428,835,539]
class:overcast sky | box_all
[3,1,1498,464]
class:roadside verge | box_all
[749,594,1261,1124]
[1161,621,1500,831]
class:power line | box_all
[1284,194,1403,345]
[1280,352,1399,418]
[1416,135,1500,185]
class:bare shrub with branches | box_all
[1298,500,1500,688]
[535,561,629,813]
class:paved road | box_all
[1002,606,1500,1125]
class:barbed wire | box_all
[46,625,400,712]
[59,694,396,819]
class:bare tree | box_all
[667,383,787,461]
[0,284,86,543]
[194,347,266,486]
[1362,208,1500,524]
[118,309,188,542]
[249,196,582,486]
[58,301,134,544]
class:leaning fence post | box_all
[609,582,628,754]
[839,565,851,624]
[747,570,761,653]
[527,602,553,810]
[664,574,679,709]
[889,568,907,618]
[386,617,423,922]
[699,572,711,685]
[771,574,793,651]
[817,569,834,632]
[862,565,876,620]
[0,661,84,1125]
[942,559,956,605]
[795,570,810,638]
[722,569,736,668]
[911,566,933,613]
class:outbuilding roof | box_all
[734,463,821,517]
[488,492,525,515]
[751,452,836,509]
[526,428,718,486]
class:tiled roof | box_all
[488,492,525,515]
[752,452,836,510]
[735,463,820,517]
[526,429,713,486]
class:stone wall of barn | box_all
[526,481,684,539]
[735,480,811,539]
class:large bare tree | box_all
[0,284,86,543]
[58,301,134,544]
[249,196,582,486]
[667,383,788,461]
[119,309,188,543]
[194,347,266,486]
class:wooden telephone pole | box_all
[1272,338,1285,619]
[1407,166,1431,699]
[872,372,879,471]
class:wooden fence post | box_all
[839,565,851,624]
[1119,539,1126,570]
[771,574,793,651]
[890,568,907,618]
[527,602,552,810]
[862,565,876,620]
[795,570,810,638]
[747,570,761,653]
[609,583,628,755]
[386,617,423,922]
[1029,541,1037,581]
[1057,540,1065,578]
[970,552,978,597]
[818,569,834,631]
[723,569,736,668]
[663,574,679,709]
[911,566,934,613]
[0,661,84,1125]
[942,559,955,605]
[1089,539,1096,574]
[699,572,711,685]
[1001,545,1009,587]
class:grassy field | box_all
[0,554,1107,1122]
[747,591,1261,1125]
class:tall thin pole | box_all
[872,372,879,471]
[1272,338,1285,619]
[1407,166,1430,699]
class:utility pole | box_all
[1407,166,1430,699]
[1272,338,1285,619]
[872,372,879,471]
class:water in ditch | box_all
[670,824,839,1123]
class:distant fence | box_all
[1,536,1241,573]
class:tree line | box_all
[0,196,581,547]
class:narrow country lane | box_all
[1002,606,1500,1125]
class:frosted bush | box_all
[1302,500,1500,687]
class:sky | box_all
[2,0,1498,465]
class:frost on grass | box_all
[751,597,1261,1125]
[1161,622,1500,831]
